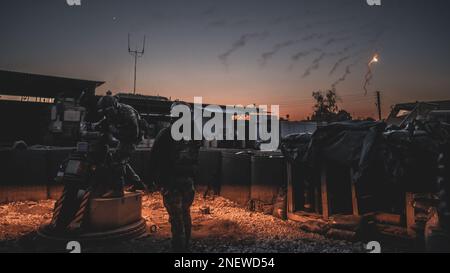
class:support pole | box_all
[350,168,359,216]
[287,162,294,214]
[321,166,329,219]
[406,192,416,236]
[376,91,382,121]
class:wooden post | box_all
[321,166,329,219]
[350,168,359,216]
[314,186,320,214]
[405,192,415,236]
[287,162,294,214]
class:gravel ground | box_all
[0,192,368,253]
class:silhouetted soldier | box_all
[96,92,147,197]
[150,101,199,252]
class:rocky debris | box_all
[142,192,365,253]
[299,220,329,235]
[0,192,368,253]
[0,200,54,241]
[326,229,358,242]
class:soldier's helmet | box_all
[97,92,118,115]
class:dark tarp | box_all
[381,121,449,192]
[280,133,312,162]
[303,121,386,182]
[282,120,450,192]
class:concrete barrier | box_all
[10,148,48,185]
[250,152,285,204]
[197,148,222,193]
[220,150,253,206]
[0,148,13,183]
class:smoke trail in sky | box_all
[331,58,362,90]
[323,36,351,46]
[289,48,322,71]
[260,32,326,68]
[331,62,355,91]
[260,40,299,67]
[329,56,350,75]
[300,42,355,78]
[302,52,326,78]
[219,32,269,69]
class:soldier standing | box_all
[150,101,199,252]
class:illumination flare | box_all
[363,53,379,95]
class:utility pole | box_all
[128,34,146,95]
[375,91,382,120]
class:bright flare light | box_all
[369,54,379,65]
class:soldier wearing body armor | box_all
[96,92,147,198]
[150,101,200,252]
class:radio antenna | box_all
[128,33,146,94]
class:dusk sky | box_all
[1,0,449,120]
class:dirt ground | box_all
[0,192,373,253]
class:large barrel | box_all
[251,151,285,204]
[220,149,253,206]
[197,148,222,193]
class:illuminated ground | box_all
[0,192,371,253]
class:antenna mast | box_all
[128,33,146,95]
